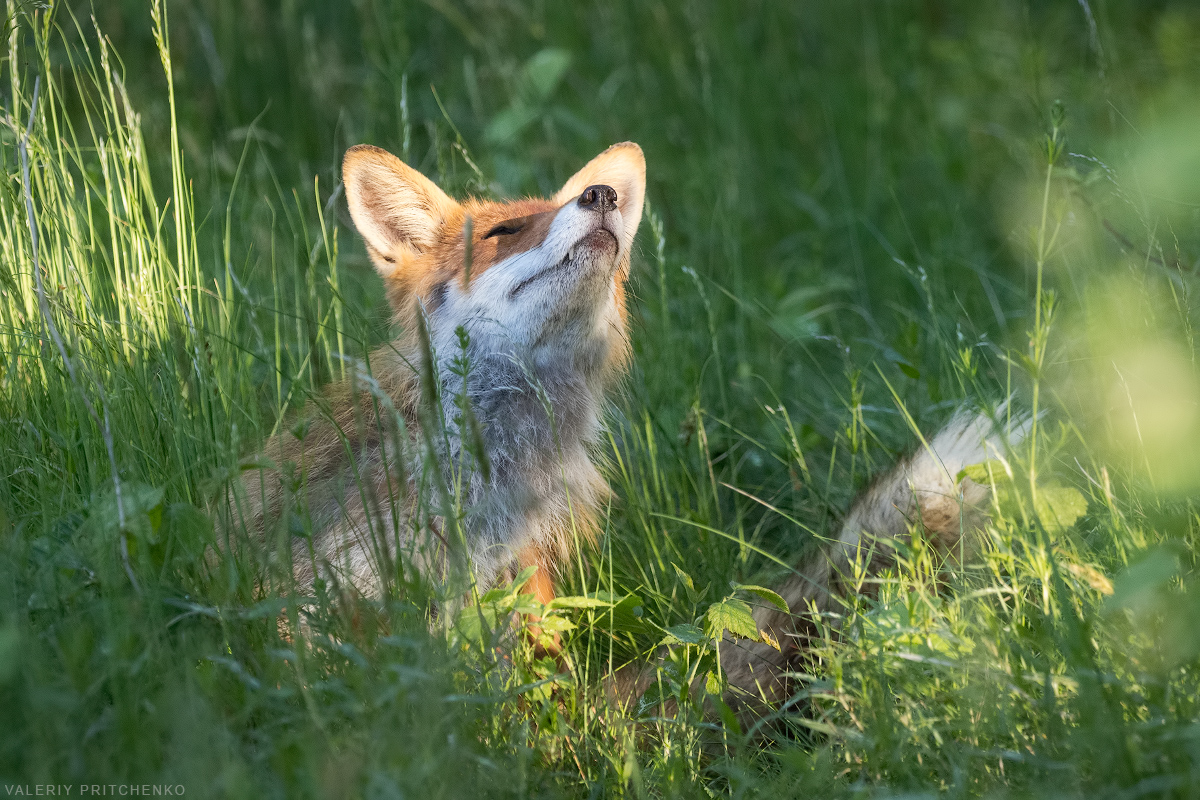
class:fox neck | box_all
[416,293,624,584]
[433,319,616,466]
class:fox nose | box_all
[578,184,617,212]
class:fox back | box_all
[236,143,646,602]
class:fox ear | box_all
[553,142,646,253]
[343,145,460,278]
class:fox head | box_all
[343,143,646,389]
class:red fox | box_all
[239,141,1020,709]
[239,142,646,614]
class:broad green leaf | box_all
[86,483,166,559]
[607,594,647,633]
[549,594,615,610]
[478,585,512,605]
[1106,545,1182,616]
[485,105,538,146]
[705,598,759,642]
[532,616,576,635]
[553,593,644,632]
[659,623,707,648]
[523,48,572,101]
[162,502,214,559]
[1034,485,1088,532]
[704,669,727,697]
[957,459,1007,486]
[734,583,790,614]
[510,564,538,594]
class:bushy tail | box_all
[716,408,1026,715]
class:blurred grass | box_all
[1,0,1200,797]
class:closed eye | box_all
[483,222,524,238]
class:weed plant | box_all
[2,2,1200,797]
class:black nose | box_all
[578,184,617,212]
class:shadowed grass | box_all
[2,1,1200,797]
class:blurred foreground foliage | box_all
[1,0,1200,797]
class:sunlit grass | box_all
[2,1,1200,798]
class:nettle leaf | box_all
[957,459,1007,485]
[704,669,727,697]
[478,585,513,605]
[705,598,759,642]
[549,593,615,610]
[533,616,576,635]
[510,564,538,594]
[607,594,647,632]
[1035,485,1088,533]
[734,583,790,614]
[659,623,708,648]
[673,564,701,604]
[552,592,645,632]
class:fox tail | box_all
[720,407,1027,715]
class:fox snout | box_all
[577,184,618,212]
[575,184,621,255]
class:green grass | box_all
[3,0,1200,796]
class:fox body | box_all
[240,143,646,607]
[242,141,1020,715]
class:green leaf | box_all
[552,593,645,632]
[659,623,707,648]
[162,502,214,560]
[477,585,512,605]
[1034,485,1088,532]
[549,594,615,610]
[705,598,759,642]
[532,616,576,635]
[673,564,701,603]
[711,693,743,738]
[509,564,538,595]
[484,105,538,146]
[733,583,790,614]
[704,669,727,697]
[289,418,311,441]
[957,459,1007,486]
[1105,545,1182,616]
[607,593,646,633]
[522,48,571,101]
[238,598,288,621]
[85,483,166,554]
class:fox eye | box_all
[483,222,523,238]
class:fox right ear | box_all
[343,145,460,279]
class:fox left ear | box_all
[553,142,646,254]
